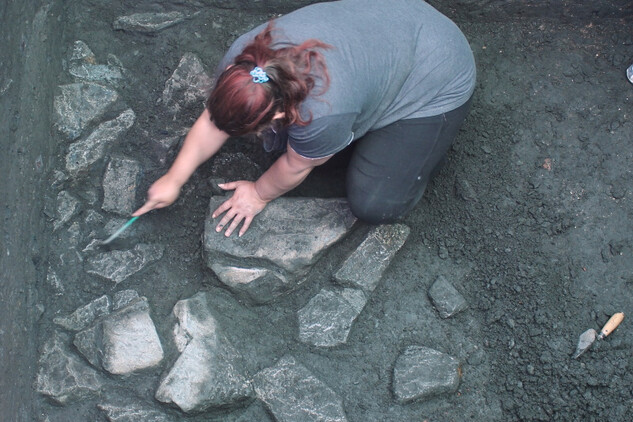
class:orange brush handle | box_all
[598,312,624,339]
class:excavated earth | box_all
[1,0,633,421]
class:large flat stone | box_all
[392,346,461,403]
[74,297,164,375]
[204,197,356,301]
[209,263,289,305]
[35,332,104,405]
[65,109,135,174]
[54,82,119,140]
[253,355,348,422]
[156,292,253,413]
[85,243,164,284]
[334,224,410,293]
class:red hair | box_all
[207,21,331,136]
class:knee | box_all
[347,192,405,224]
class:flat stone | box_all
[66,109,136,174]
[102,156,141,215]
[253,355,348,422]
[392,346,461,403]
[298,288,367,347]
[85,243,164,284]
[68,41,124,86]
[46,267,65,294]
[54,82,119,140]
[209,263,289,305]
[98,401,175,422]
[68,40,95,63]
[53,294,111,331]
[112,289,140,310]
[69,63,124,86]
[113,11,186,33]
[428,275,469,319]
[53,190,81,231]
[161,52,212,119]
[100,298,164,374]
[204,197,356,300]
[74,297,164,375]
[334,224,410,293]
[35,332,104,405]
[156,292,253,413]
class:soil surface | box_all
[2,1,633,421]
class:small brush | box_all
[101,216,139,245]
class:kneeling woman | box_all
[134,0,476,237]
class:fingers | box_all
[218,181,239,191]
[212,200,232,219]
[238,216,254,237]
[132,200,158,217]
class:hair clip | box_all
[250,66,269,83]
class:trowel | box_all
[572,312,624,359]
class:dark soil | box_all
[2,1,633,421]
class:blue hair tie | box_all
[250,66,269,83]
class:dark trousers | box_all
[346,96,472,224]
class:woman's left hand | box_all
[212,181,269,237]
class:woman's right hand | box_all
[133,174,182,216]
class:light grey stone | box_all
[54,82,119,140]
[100,298,164,374]
[98,401,175,422]
[53,191,81,231]
[46,268,65,294]
[69,63,124,86]
[35,332,104,405]
[298,288,367,347]
[53,294,111,331]
[74,324,101,368]
[204,197,356,300]
[253,355,348,422]
[74,297,164,375]
[69,40,95,63]
[102,156,141,215]
[428,275,469,319]
[67,41,124,86]
[85,243,164,284]
[209,263,289,305]
[340,288,367,314]
[156,292,253,413]
[392,346,461,403]
[161,53,212,119]
[65,109,136,174]
[334,224,410,293]
[113,12,186,33]
[112,289,140,310]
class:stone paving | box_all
[39,11,474,421]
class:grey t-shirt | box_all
[217,0,476,158]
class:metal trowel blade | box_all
[572,328,597,359]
